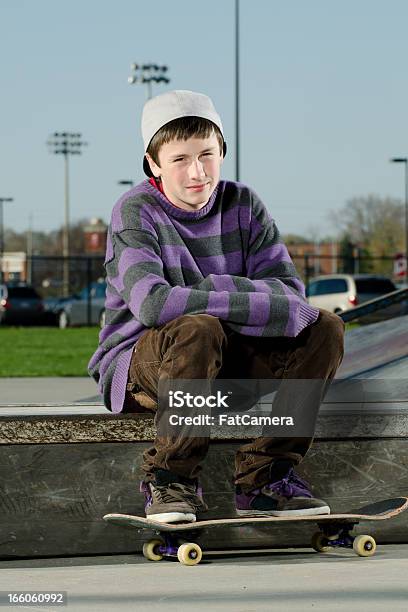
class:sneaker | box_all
[140,469,208,524]
[235,459,330,517]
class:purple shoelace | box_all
[140,481,153,508]
[264,468,313,499]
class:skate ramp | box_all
[337,314,408,379]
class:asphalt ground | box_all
[1,545,407,611]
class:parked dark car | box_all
[0,283,45,325]
[44,281,106,328]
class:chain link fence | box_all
[12,253,403,298]
[25,256,105,327]
[291,254,400,286]
[27,255,105,299]
[3,253,402,327]
[26,254,405,296]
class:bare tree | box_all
[4,218,105,256]
[328,194,404,256]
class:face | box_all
[146,133,223,211]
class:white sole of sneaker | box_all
[236,506,331,517]
[146,512,196,523]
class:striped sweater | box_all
[88,179,319,413]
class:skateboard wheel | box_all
[177,542,202,566]
[143,538,164,561]
[311,531,331,553]
[352,535,376,557]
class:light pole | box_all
[235,0,240,182]
[128,63,170,100]
[47,132,88,296]
[27,213,33,285]
[0,197,13,284]
[390,157,408,281]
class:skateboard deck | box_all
[103,496,408,565]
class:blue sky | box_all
[1,0,408,238]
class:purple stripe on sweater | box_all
[99,335,139,384]
[111,248,137,293]
[252,275,305,301]
[140,199,242,240]
[99,319,142,343]
[111,246,157,293]
[140,206,173,232]
[158,286,191,325]
[171,206,241,238]
[284,297,319,337]
[285,293,319,336]
[280,283,301,336]
[110,346,135,413]
[88,345,106,371]
[129,273,165,317]
[134,246,160,263]
[250,279,272,293]
[247,292,270,326]
[105,289,128,310]
[247,243,292,276]
[210,274,238,293]
[206,290,230,318]
[246,278,298,334]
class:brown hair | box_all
[147,116,224,166]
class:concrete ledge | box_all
[1,402,408,443]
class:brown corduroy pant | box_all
[125,310,345,491]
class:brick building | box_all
[287,242,339,276]
[83,218,107,255]
[0,252,27,282]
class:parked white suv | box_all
[305,274,397,313]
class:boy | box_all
[89,90,345,524]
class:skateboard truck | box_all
[313,521,377,556]
[143,532,203,565]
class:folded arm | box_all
[106,217,317,337]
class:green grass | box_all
[0,321,358,377]
[345,322,360,330]
[0,327,100,377]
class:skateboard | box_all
[103,496,408,565]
